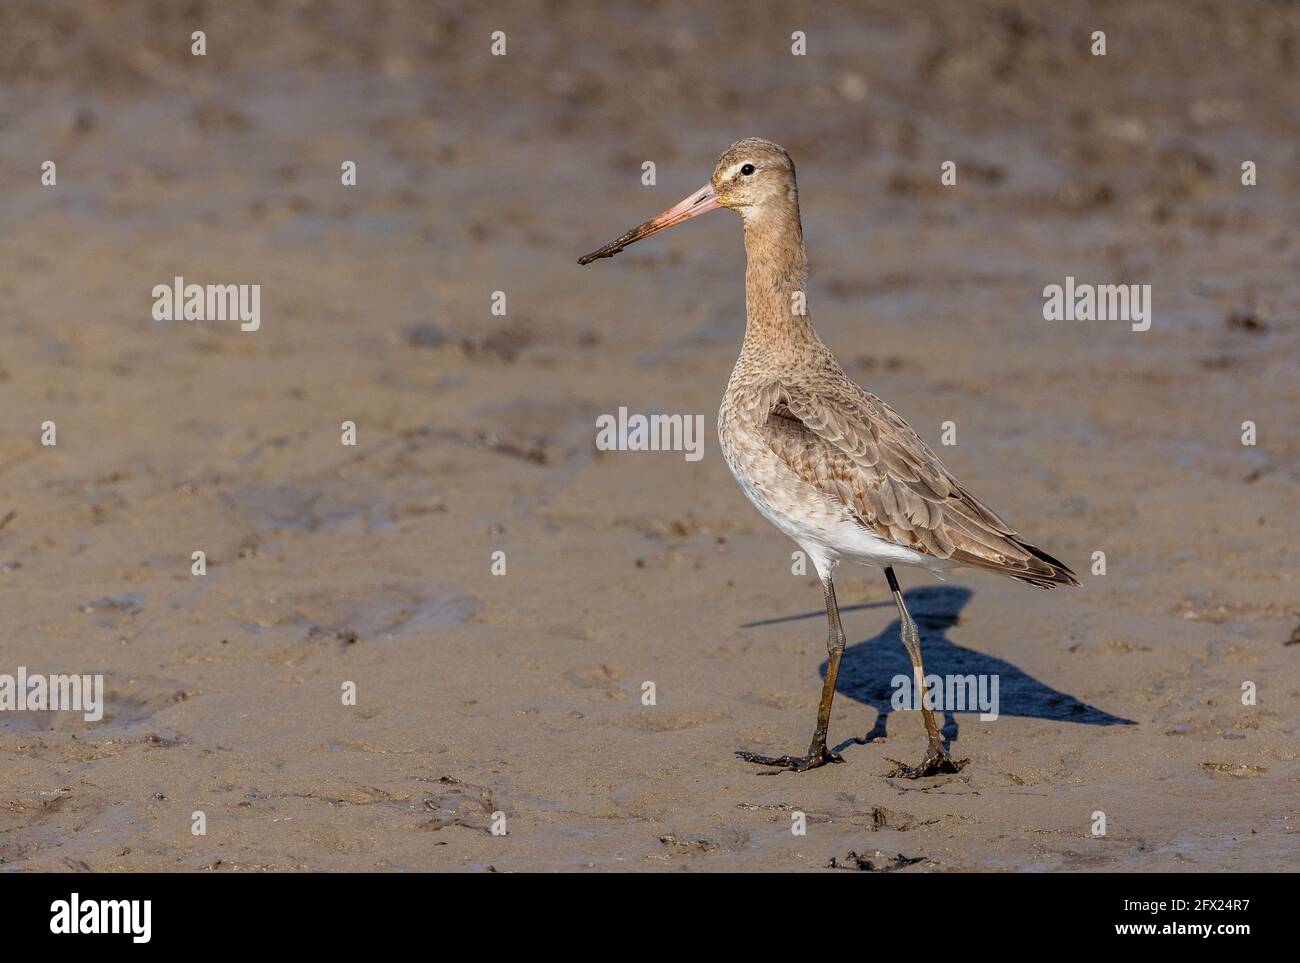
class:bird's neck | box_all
[740,200,818,359]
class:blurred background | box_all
[0,1,1297,871]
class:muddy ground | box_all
[1,0,1297,871]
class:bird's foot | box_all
[736,744,844,772]
[885,745,968,779]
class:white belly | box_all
[719,416,948,583]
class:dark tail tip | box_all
[1018,541,1082,588]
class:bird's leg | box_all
[737,578,846,772]
[883,567,968,779]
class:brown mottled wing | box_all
[757,379,1078,588]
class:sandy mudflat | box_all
[0,1,1297,871]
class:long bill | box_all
[578,183,720,265]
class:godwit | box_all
[579,138,1079,776]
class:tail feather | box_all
[953,538,1081,590]
[1010,540,1081,589]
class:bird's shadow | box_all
[743,584,1133,753]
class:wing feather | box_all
[754,377,1079,588]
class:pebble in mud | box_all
[827,851,926,872]
[657,830,749,855]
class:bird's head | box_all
[578,137,797,265]
[709,137,798,221]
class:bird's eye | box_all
[740,163,755,176]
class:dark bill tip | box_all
[577,184,718,267]
[578,227,640,266]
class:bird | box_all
[579,138,1079,777]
